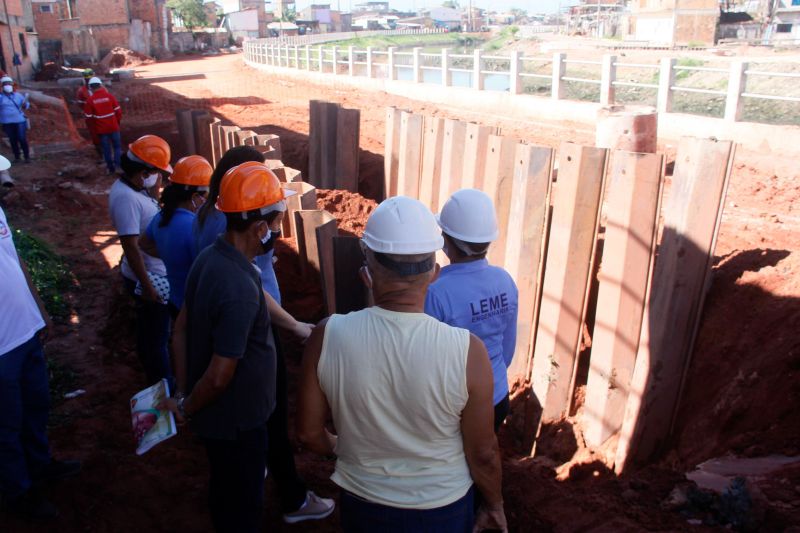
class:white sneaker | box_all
[282,490,335,524]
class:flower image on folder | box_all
[130,379,177,455]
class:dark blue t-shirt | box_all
[145,208,198,309]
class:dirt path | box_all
[1,53,797,531]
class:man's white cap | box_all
[88,77,102,85]
[1,76,13,84]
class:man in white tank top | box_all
[297,196,507,533]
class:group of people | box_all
[2,121,519,532]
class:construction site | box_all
[1,24,799,532]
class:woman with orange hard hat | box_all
[108,134,173,386]
[139,155,213,318]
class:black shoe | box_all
[34,459,81,483]
[7,489,59,520]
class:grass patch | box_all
[322,32,468,50]
[12,228,74,322]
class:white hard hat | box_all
[0,76,12,84]
[437,188,499,243]
[88,77,102,85]
[0,155,10,171]
[362,196,443,254]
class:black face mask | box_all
[260,229,281,255]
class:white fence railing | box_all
[243,41,800,123]
[249,28,447,47]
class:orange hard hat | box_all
[129,135,173,173]
[216,161,295,217]
[170,155,212,189]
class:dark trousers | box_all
[266,327,308,513]
[2,122,29,161]
[99,131,122,173]
[494,394,510,433]
[341,486,474,533]
[123,277,172,385]
[0,335,51,499]
[204,424,269,533]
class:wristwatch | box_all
[177,396,189,420]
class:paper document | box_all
[130,379,177,455]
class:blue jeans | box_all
[340,486,474,533]
[2,121,29,161]
[123,277,172,386]
[0,335,51,498]
[100,131,122,173]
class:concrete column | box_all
[724,61,748,122]
[509,50,521,95]
[318,46,324,73]
[441,48,451,87]
[657,58,676,114]
[600,54,617,105]
[332,46,339,75]
[595,107,658,153]
[473,49,483,90]
[305,45,311,70]
[366,46,374,78]
[388,47,397,81]
[294,46,299,68]
[551,52,566,100]
[348,46,355,76]
[412,47,422,83]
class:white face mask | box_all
[260,228,272,245]
[142,172,159,188]
[2,85,12,93]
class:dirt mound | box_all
[35,62,66,81]
[99,47,154,72]
[316,189,377,237]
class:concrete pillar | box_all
[366,46,374,78]
[657,58,676,114]
[552,52,566,100]
[441,48,451,87]
[294,46,299,68]
[600,54,617,105]
[332,46,339,75]
[724,61,748,122]
[305,45,311,70]
[412,47,422,83]
[595,106,658,153]
[348,46,355,76]
[388,47,397,81]
[318,46,324,73]
[473,49,483,90]
[509,50,521,95]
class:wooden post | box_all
[441,48,451,87]
[473,49,483,90]
[333,236,370,314]
[657,58,676,114]
[509,50,521,95]
[724,61,748,122]
[461,123,493,190]
[600,54,617,105]
[615,138,734,473]
[366,46,374,78]
[503,144,554,387]
[388,47,397,81]
[437,119,467,211]
[348,46,355,76]
[552,52,566,100]
[397,112,424,198]
[419,116,445,211]
[282,181,317,238]
[482,135,519,268]
[335,107,360,192]
[583,151,663,450]
[530,143,607,432]
[383,107,402,199]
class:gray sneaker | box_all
[282,490,335,524]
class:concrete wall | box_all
[674,12,718,44]
[129,19,152,56]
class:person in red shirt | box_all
[76,69,101,157]
[84,77,122,174]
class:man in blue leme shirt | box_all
[425,189,519,432]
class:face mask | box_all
[191,194,206,212]
[260,227,280,254]
[2,85,12,93]
[142,172,159,188]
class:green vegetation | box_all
[167,0,206,29]
[322,32,468,50]
[482,25,519,52]
[13,229,73,321]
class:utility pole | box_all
[468,0,473,32]
[596,0,601,38]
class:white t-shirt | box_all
[108,179,167,280]
[0,207,45,356]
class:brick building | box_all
[0,0,40,80]
[627,0,720,45]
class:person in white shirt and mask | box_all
[108,134,174,386]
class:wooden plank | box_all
[396,112,424,198]
[319,102,340,189]
[316,220,339,316]
[283,182,317,238]
[419,116,445,212]
[209,119,222,166]
[582,151,663,450]
[176,109,195,157]
[437,119,467,211]
[335,107,360,192]
[461,123,493,190]
[308,100,324,187]
[530,143,607,429]
[615,138,734,473]
[236,130,257,146]
[192,112,214,163]
[502,144,554,387]
[383,107,402,199]
[294,210,337,276]
[332,236,369,314]
[483,135,519,268]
